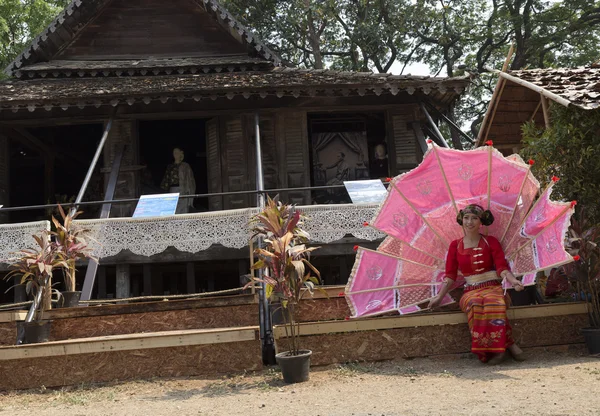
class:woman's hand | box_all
[507,276,524,292]
[428,295,442,309]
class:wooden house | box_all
[477,66,600,152]
[0,0,471,302]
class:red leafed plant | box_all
[51,205,96,292]
[248,196,321,356]
[6,229,60,321]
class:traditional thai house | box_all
[0,0,471,303]
[0,3,593,392]
[477,66,600,151]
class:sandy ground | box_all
[1,347,599,416]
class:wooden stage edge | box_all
[274,302,588,339]
[0,326,259,361]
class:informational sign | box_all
[343,179,388,204]
[132,193,179,218]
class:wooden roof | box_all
[0,68,471,113]
[4,0,281,78]
[478,66,600,148]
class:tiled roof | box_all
[0,68,471,112]
[508,66,600,110]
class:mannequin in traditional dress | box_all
[160,147,196,214]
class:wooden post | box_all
[115,264,130,301]
[142,264,152,296]
[98,266,107,299]
[540,94,551,128]
[186,262,196,294]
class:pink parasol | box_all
[345,142,576,318]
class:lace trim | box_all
[68,204,384,259]
[0,221,51,264]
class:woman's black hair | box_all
[456,204,495,226]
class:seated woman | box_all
[429,204,526,364]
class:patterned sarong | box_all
[459,284,514,362]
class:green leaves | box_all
[521,105,600,226]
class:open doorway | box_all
[138,119,209,212]
[308,112,387,204]
[8,123,103,223]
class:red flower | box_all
[574,255,581,261]
[385,177,393,183]
[571,201,577,208]
[338,292,345,297]
[485,140,494,146]
[363,222,369,227]
[426,139,433,144]
[552,176,560,183]
[344,316,350,320]
[528,159,535,165]
[353,245,359,251]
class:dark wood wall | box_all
[0,135,8,222]
[58,0,248,59]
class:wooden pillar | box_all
[143,264,152,296]
[97,266,107,299]
[186,262,196,294]
[116,264,130,300]
[540,95,551,128]
[102,120,140,217]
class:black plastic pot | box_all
[276,350,312,383]
[581,327,600,355]
[17,320,52,344]
[60,291,82,308]
[509,286,537,306]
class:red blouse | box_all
[445,235,510,281]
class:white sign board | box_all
[133,193,179,218]
[343,180,387,204]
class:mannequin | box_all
[369,143,389,179]
[161,147,196,214]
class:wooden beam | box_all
[529,100,542,122]
[273,302,587,339]
[0,326,259,360]
[477,44,514,146]
[540,94,551,128]
[0,311,27,323]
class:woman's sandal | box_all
[508,349,526,362]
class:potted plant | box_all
[51,205,95,308]
[249,196,321,383]
[561,215,600,354]
[6,229,60,344]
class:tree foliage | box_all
[0,0,69,74]
[2,0,600,138]
[521,105,600,225]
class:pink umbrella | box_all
[345,142,576,318]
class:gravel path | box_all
[1,347,599,416]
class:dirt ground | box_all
[1,347,599,416]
